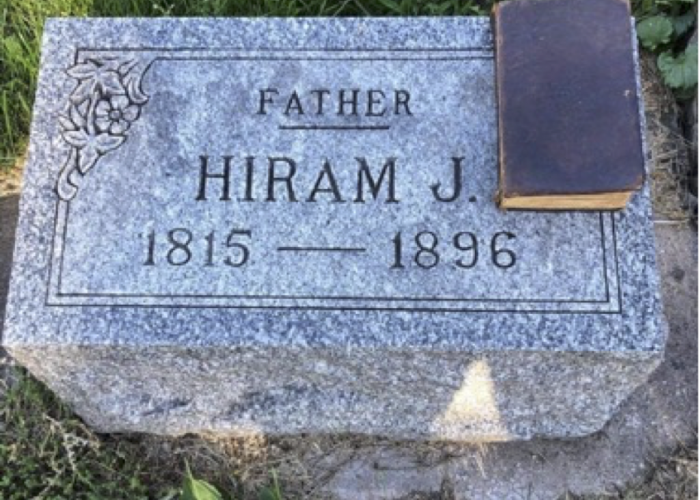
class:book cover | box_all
[493,0,646,210]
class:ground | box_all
[0,34,697,500]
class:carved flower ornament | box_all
[95,95,140,134]
[57,56,150,200]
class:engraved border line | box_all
[46,47,622,314]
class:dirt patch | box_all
[0,156,24,198]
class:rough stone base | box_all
[7,345,660,441]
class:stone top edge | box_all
[43,16,492,24]
[39,16,494,51]
[41,16,494,33]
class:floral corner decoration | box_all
[57,56,151,201]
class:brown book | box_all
[493,0,645,210]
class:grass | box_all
[0,0,492,171]
[0,368,154,499]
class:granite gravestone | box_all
[3,18,665,440]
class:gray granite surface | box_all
[2,18,665,440]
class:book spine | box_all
[492,4,507,208]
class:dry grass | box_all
[624,442,698,500]
[95,429,699,499]
[121,432,497,498]
[641,53,697,224]
[567,440,698,500]
[0,154,24,197]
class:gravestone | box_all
[2,18,665,440]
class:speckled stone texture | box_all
[2,18,665,440]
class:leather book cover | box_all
[493,0,646,209]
